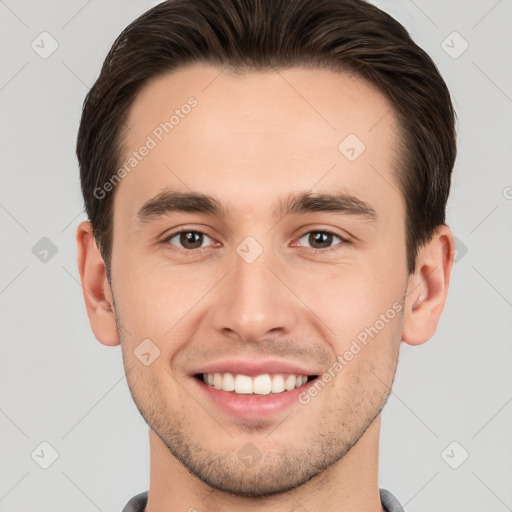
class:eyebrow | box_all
[137,190,227,222]
[276,190,377,221]
[136,189,377,224]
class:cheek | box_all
[292,261,405,334]
[293,261,405,380]
[325,308,402,412]
[111,255,224,366]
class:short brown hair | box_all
[77,0,456,277]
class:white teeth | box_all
[222,372,235,392]
[213,373,223,390]
[234,374,253,394]
[284,374,296,391]
[253,374,272,395]
[271,374,285,393]
[202,372,310,394]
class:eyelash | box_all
[161,228,350,256]
[162,229,219,256]
[294,230,351,254]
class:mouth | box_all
[191,371,320,420]
[194,372,319,395]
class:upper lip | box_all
[191,359,320,377]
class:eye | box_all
[165,230,214,250]
[296,230,346,250]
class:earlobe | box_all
[402,225,455,346]
[76,220,120,346]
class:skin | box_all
[77,65,454,512]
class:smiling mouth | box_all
[194,372,319,395]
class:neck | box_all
[145,415,385,512]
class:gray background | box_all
[1,0,511,510]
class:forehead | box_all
[116,64,400,220]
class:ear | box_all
[402,225,455,346]
[76,220,119,346]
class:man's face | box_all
[110,65,408,495]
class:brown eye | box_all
[167,231,212,250]
[297,231,343,250]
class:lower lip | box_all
[191,376,317,420]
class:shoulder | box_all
[380,488,405,512]
[121,490,148,512]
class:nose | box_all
[212,248,297,343]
